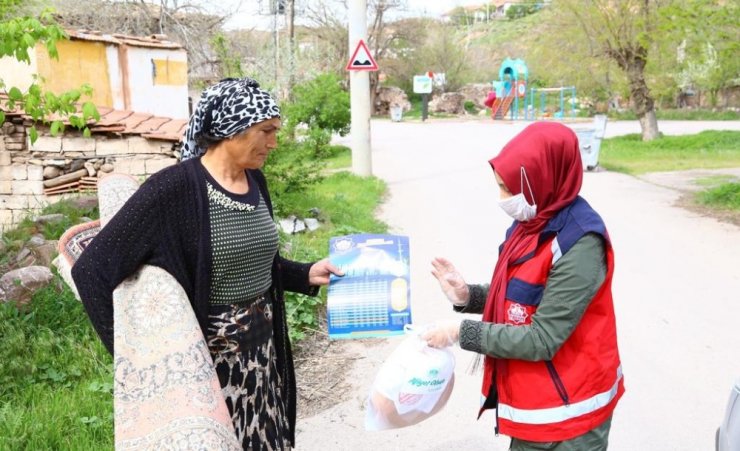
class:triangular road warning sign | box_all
[346,39,378,71]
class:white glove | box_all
[431,257,470,306]
[420,319,462,348]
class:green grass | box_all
[693,175,738,188]
[0,284,113,450]
[1,196,99,269]
[324,144,352,170]
[1,198,111,450]
[696,183,740,211]
[470,10,545,47]
[599,130,740,175]
[277,171,388,340]
[580,108,739,121]
[279,171,387,235]
[608,109,740,121]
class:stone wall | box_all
[429,92,466,114]
[374,86,412,116]
[459,83,492,109]
[0,119,178,230]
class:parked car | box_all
[716,378,740,451]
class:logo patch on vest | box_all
[507,303,528,324]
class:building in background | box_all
[0,30,190,228]
[0,30,189,119]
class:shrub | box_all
[282,73,350,140]
[263,73,351,207]
[697,183,740,210]
[263,135,325,210]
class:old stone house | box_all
[0,107,186,229]
[0,29,189,119]
[0,30,190,230]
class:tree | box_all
[416,22,472,92]
[50,0,231,80]
[506,3,539,20]
[285,0,297,96]
[0,0,99,142]
[302,0,347,74]
[524,6,621,110]
[366,0,409,108]
[556,0,662,141]
[211,32,245,79]
[263,73,350,201]
[661,0,740,108]
[303,0,409,109]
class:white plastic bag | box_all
[365,328,455,430]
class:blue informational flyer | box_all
[327,234,412,339]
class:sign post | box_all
[346,39,378,71]
[413,75,433,122]
[347,0,375,177]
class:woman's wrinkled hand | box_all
[308,258,344,286]
[431,257,470,306]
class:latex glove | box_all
[431,257,470,306]
[421,319,462,348]
[308,258,344,286]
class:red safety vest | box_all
[492,229,624,442]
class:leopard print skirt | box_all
[207,295,289,451]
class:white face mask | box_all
[498,167,537,222]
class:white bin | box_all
[574,115,608,171]
[390,105,403,122]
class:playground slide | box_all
[491,96,515,120]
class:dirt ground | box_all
[637,167,740,227]
[677,194,740,227]
[293,317,374,419]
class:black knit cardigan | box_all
[71,158,317,445]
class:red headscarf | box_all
[480,122,583,401]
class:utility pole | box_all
[348,0,372,176]
[286,0,296,98]
[273,0,281,91]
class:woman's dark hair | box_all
[196,132,223,151]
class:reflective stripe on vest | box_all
[498,365,623,425]
[550,236,563,265]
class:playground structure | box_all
[488,58,604,171]
[490,58,528,120]
[525,86,577,120]
[489,58,578,121]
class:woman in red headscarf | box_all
[423,122,624,450]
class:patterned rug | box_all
[114,265,240,450]
[54,220,101,300]
[55,172,239,450]
[97,173,140,228]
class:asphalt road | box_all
[295,119,740,450]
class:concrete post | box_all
[348,0,372,176]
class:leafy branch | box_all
[0,6,100,142]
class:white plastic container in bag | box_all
[365,329,455,430]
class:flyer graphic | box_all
[327,234,412,339]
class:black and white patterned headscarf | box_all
[180,77,281,161]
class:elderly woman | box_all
[423,122,624,451]
[72,77,341,450]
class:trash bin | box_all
[593,114,607,139]
[390,105,403,122]
[574,128,598,171]
[574,115,608,171]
